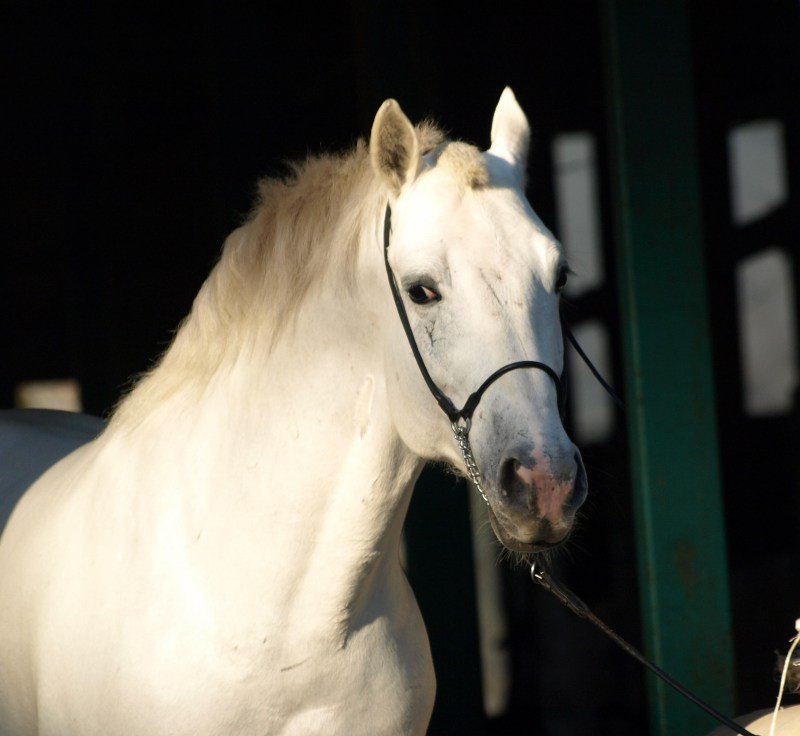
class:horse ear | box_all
[489,87,530,183]
[370,99,421,194]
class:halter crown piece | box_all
[382,203,755,736]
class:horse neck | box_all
[102,231,423,635]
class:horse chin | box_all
[486,506,568,555]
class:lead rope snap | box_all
[450,417,489,506]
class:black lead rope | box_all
[382,203,756,736]
[530,564,757,736]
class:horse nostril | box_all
[500,458,518,499]
[499,457,538,508]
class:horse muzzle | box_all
[487,446,587,553]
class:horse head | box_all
[372,88,587,553]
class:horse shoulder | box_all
[0,410,107,732]
[0,409,106,589]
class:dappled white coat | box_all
[0,89,579,735]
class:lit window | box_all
[14,379,83,412]
[552,132,604,296]
[469,489,510,717]
[736,248,798,415]
[728,120,788,226]
[567,321,615,443]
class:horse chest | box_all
[224,618,436,736]
[28,563,435,736]
[175,581,435,736]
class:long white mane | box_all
[112,124,452,428]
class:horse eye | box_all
[407,284,441,305]
[556,267,569,292]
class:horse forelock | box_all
[430,141,489,190]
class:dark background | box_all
[3,2,798,733]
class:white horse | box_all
[0,88,585,735]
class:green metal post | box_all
[602,1,736,734]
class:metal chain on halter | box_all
[450,418,489,505]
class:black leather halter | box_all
[382,202,754,736]
[382,205,569,425]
